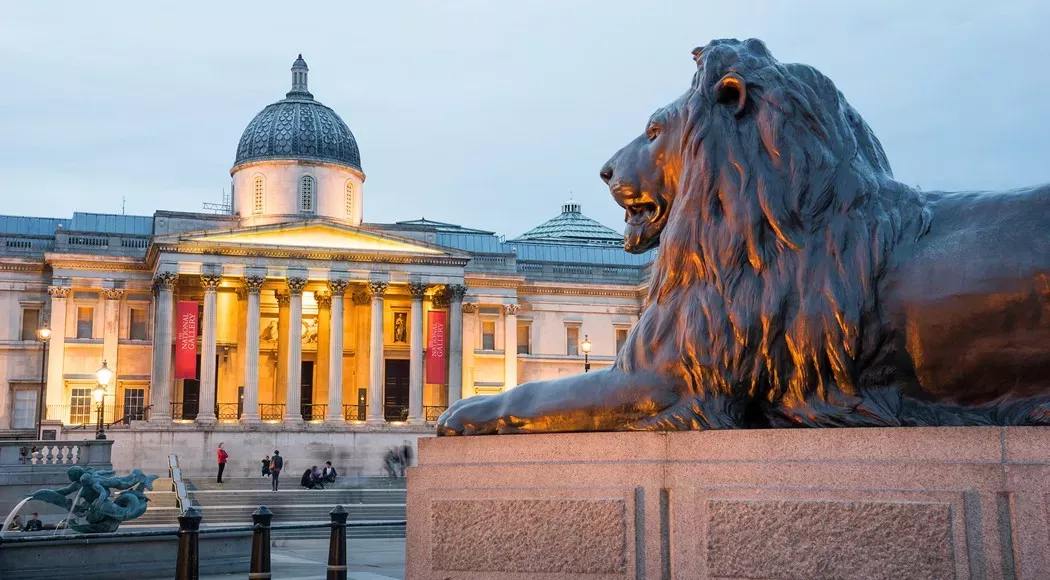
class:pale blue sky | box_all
[1,0,1047,238]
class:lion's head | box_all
[604,38,929,420]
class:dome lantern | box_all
[287,54,312,99]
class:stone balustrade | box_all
[0,439,113,470]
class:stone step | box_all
[184,476,406,492]
[130,504,405,527]
[188,489,405,506]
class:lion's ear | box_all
[715,73,747,118]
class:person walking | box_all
[269,450,283,491]
[216,442,228,484]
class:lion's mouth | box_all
[625,200,660,226]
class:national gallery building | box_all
[0,57,651,468]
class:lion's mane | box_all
[617,39,932,426]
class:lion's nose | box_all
[599,164,614,184]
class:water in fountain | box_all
[0,486,83,538]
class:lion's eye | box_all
[646,122,661,142]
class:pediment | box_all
[172,222,448,255]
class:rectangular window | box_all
[517,324,530,355]
[76,306,94,339]
[12,390,38,429]
[70,388,93,425]
[21,308,40,341]
[122,388,146,422]
[566,326,580,356]
[481,320,496,350]
[130,307,148,341]
[616,328,629,353]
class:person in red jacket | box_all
[216,442,228,484]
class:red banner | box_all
[174,301,198,379]
[425,310,447,384]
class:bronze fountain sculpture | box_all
[438,37,1050,435]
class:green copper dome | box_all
[515,200,624,246]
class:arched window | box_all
[344,181,354,219]
[299,176,315,214]
[252,175,264,214]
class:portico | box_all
[143,219,469,427]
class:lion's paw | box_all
[436,395,505,436]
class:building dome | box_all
[232,55,361,172]
[514,199,624,246]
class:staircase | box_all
[129,476,406,539]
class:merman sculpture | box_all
[29,466,159,533]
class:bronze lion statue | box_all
[438,38,1050,435]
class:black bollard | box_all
[327,505,348,580]
[175,506,202,580]
[250,505,273,580]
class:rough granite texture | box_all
[431,499,628,573]
[706,499,954,580]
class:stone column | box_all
[196,274,221,425]
[367,281,387,423]
[315,290,332,416]
[101,289,123,395]
[460,303,478,399]
[45,286,71,416]
[240,275,264,424]
[446,285,467,406]
[275,290,290,407]
[327,279,349,422]
[352,290,371,418]
[407,283,428,423]
[503,303,520,390]
[149,273,177,423]
[283,277,307,425]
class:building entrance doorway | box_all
[301,361,315,420]
[384,359,409,421]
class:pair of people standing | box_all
[216,445,284,490]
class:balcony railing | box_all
[45,404,148,427]
[384,404,409,422]
[423,406,448,423]
[170,402,198,421]
[301,403,327,421]
[343,404,367,422]
[259,403,285,421]
[215,402,242,420]
[0,439,113,468]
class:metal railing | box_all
[170,402,198,421]
[301,403,327,422]
[0,504,405,580]
[423,406,448,423]
[342,404,367,422]
[46,404,148,427]
[215,402,241,421]
[384,405,408,422]
[168,453,189,513]
[259,403,285,421]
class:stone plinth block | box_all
[407,428,1050,579]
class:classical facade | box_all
[0,56,653,447]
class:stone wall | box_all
[101,425,432,479]
[407,427,1050,579]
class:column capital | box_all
[461,303,478,314]
[315,290,332,309]
[243,275,265,295]
[368,280,388,298]
[351,290,371,306]
[200,273,223,290]
[431,286,450,309]
[408,282,429,299]
[328,279,350,296]
[287,277,308,296]
[48,286,72,298]
[447,284,468,302]
[152,272,178,292]
[503,303,521,316]
[274,289,291,307]
[101,288,125,301]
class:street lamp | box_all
[580,334,592,373]
[36,327,51,439]
[94,360,112,440]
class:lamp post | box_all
[94,360,112,440]
[36,327,51,439]
[580,334,592,373]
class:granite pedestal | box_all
[407,427,1050,579]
